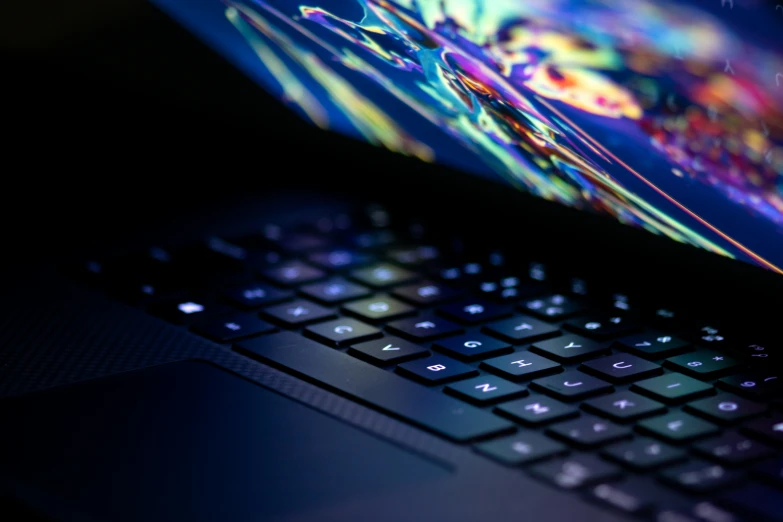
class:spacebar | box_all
[235,332,515,442]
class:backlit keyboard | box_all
[72,207,783,522]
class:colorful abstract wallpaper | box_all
[154,0,783,272]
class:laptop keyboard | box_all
[72,208,783,522]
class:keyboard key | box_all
[475,278,546,302]
[665,350,741,379]
[531,371,613,401]
[580,353,662,384]
[583,391,666,422]
[481,315,560,345]
[262,299,336,327]
[475,432,567,466]
[693,433,773,465]
[396,355,479,385]
[547,416,631,448]
[276,232,329,253]
[529,455,621,490]
[222,283,293,309]
[235,332,514,442]
[659,461,742,493]
[564,314,639,340]
[685,394,766,425]
[261,260,326,286]
[350,263,417,288]
[191,314,276,342]
[718,482,783,522]
[386,314,464,341]
[445,376,527,405]
[438,299,512,325]
[631,373,713,404]
[495,396,579,425]
[391,281,464,306]
[342,296,415,323]
[299,278,371,304]
[589,479,653,516]
[637,412,719,443]
[735,341,782,367]
[480,351,562,382]
[602,438,686,470]
[304,318,382,347]
[684,323,733,347]
[719,372,783,399]
[307,249,374,271]
[521,294,583,320]
[753,457,783,487]
[433,334,512,361]
[530,334,610,363]
[348,336,428,366]
[742,417,783,446]
[614,331,691,360]
[149,298,232,325]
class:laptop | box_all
[1,0,782,521]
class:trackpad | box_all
[0,361,449,522]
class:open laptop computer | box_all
[1,0,782,521]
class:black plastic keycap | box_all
[475,432,567,466]
[191,314,276,342]
[495,396,578,425]
[637,412,718,443]
[299,278,371,304]
[685,394,766,425]
[580,353,662,384]
[396,355,479,385]
[481,315,560,344]
[235,332,514,442]
[615,331,691,359]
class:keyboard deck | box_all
[72,207,783,522]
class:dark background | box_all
[2,1,782,324]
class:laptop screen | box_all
[152,0,783,273]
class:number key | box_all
[580,353,662,383]
[685,393,766,424]
[304,318,382,347]
[665,350,741,379]
[482,315,560,344]
[532,371,613,401]
[637,412,719,443]
[480,351,562,382]
[342,296,415,323]
[476,432,567,466]
[564,315,639,340]
[530,335,610,363]
[631,373,713,404]
[615,331,691,359]
[547,416,631,448]
[521,294,583,320]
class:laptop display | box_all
[152,0,783,273]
